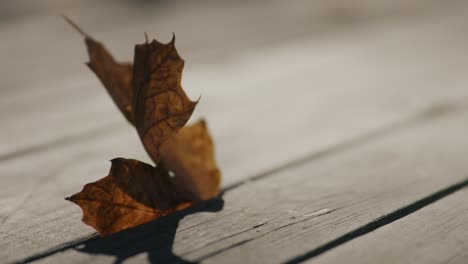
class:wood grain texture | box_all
[1,0,461,97]
[2,1,468,161]
[2,3,468,181]
[2,1,468,263]
[26,95,468,264]
[312,188,468,264]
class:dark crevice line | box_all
[0,122,123,163]
[10,99,467,264]
[189,100,468,261]
[194,178,468,262]
[193,238,255,262]
[283,178,468,264]
[0,0,466,165]
[223,99,467,192]
[177,210,239,232]
[183,223,264,257]
[193,213,330,261]
[11,234,98,264]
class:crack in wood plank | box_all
[0,122,122,163]
[283,178,468,264]
[10,97,468,264]
[223,98,468,192]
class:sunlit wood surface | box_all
[1,1,468,263]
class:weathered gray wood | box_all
[22,96,468,264]
[1,0,460,97]
[312,188,468,264]
[2,0,468,160]
[3,3,468,184]
[2,1,468,263]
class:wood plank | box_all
[2,2,468,263]
[312,188,468,264]
[1,0,460,96]
[0,1,467,225]
[2,3,468,173]
[13,92,468,263]
[2,1,468,159]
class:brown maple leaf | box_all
[66,158,191,236]
[65,16,197,163]
[63,16,134,124]
[66,121,220,236]
[161,120,221,201]
[64,17,221,236]
[132,36,198,163]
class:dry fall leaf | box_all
[65,18,221,236]
[66,158,192,236]
[63,16,134,124]
[161,120,221,201]
[132,36,198,163]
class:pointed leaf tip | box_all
[62,15,89,38]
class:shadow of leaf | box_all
[75,194,224,264]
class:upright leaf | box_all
[63,16,134,124]
[132,37,197,163]
[161,120,221,201]
[86,38,134,124]
[64,18,221,236]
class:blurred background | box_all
[1,0,468,186]
[1,0,466,92]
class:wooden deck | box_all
[1,1,468,263]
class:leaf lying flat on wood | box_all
[66,158,192,236]
[66,119,220,235]
[66,121,220,235]
[64,17,221,236]
[132,36,198,163]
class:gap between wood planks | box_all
[2,1,467,164]
[11,96,468,264]
[282,178,468,264]
[0,122,122,163]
